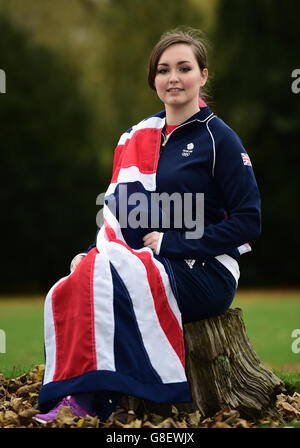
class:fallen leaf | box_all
[106,407,137,426]
[122,418,142,428]
[149,413,164,426]
[3,410,19,425]
[36,365,45,382]
[235,418,252,428]
[10,397,23,413]
[277,401,300,418]
[171,405,179,418]
[187,410,201,427]
[158,417,180,428]
[76,417,85,428]
[80,415,100,428]
[16,382,42,396]
[54,406,76,426]
[214,421,232,428]
[18,408,39,425]
[142,421,156,428]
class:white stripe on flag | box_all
[96,205,126,252]
[105,169,156,194]
[93,251,116,372]
[106,241,187,384]
[118,116,165,145]
[117,167,156,191]
[43,276,69,385]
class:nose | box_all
[169,69,180,83]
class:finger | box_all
[144,238,154,248]
[143,233,152,241]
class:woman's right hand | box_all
[70,253,86,273]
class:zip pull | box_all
[161,131,167,147]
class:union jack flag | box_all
[241,152,252,166]
[38,112,190,414]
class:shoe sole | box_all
[32,415,49,424]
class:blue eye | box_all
[180,67,191,72]
[157,68,168,74]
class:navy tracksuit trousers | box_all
[167,257,237,323]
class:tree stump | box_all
[122,308,286,420]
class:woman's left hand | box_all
[143,231,160,253]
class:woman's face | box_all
[154,43,208,110]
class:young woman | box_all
[34,29,261,424]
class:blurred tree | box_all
[0,0,210,173]
[0,0,106,119]
[211,0,300,286]
[0,12,105,292]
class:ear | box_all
[200,68,208,87]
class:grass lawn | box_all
[233,289,300,371]
[233,290,300,393]
[0,290,300,388]
[0,296,44,378]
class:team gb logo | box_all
[182,143,194,157]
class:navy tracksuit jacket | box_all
[154,106,261,262]
[88,106,261,264]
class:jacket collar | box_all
[155,106,213,125]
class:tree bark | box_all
[122,308,286,420]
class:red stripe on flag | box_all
[52,249,98,381]
[104,220,185,368]
[111,128,162,183]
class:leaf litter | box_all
[0,365,299,428]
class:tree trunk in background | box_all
[122,308,285,420]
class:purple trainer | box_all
[33,395,96,424]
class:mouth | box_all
[167,88,184,92]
